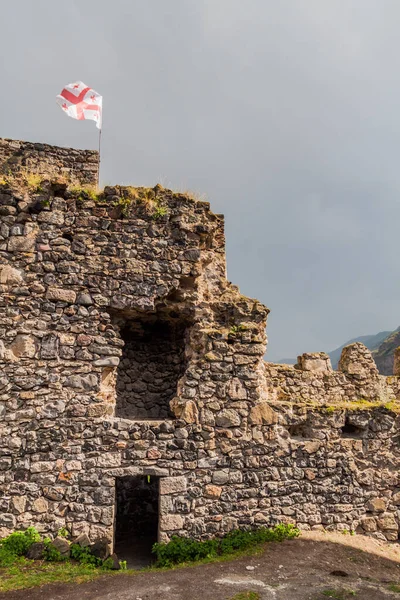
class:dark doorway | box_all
[115,475,159,568]
[115,317,189,420]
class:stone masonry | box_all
[1,139,400,551]
[0,138,98,186]
[115,319,188,420]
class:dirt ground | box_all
[3,531,400,600]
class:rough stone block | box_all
[160,476,187,495]
[8,236,36,252]
[384,530,399,541]
[40,334,59,359]
[41,400,66,418]
[9,335,37,359]
[160,514,184,531]
[11,496,26,514]
[226,378,247,400]
[74,533,91,547]
[204,485,222,499]
[76,293,94,305]
[254,512,270,524]
[94,357,120,367]
[37,211,64,225]
[215,409,241,428]
[212,470,229,485]
[32,498,48,513]
[377,513,398,530]
[170,398,198,423]
[367,498,387,513]
[90,539,110,560]
[0,265,23,285]
[96,454,121,468]
[302,441,321,454]
[0,514,16,528]
[26,542,45,560]
[52,537,70,557]
[46,287,76,303]
[296,352,332,373]
[64,374,98,390]
[249,403,278,425]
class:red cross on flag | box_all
[56,81,102,129]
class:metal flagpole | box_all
[97,127,102,188]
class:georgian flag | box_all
[56,81,102,129]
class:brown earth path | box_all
[3,532,400,600]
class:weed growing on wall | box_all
[68,184,99,201]
[151,204,168,220]
[0,169,44,193]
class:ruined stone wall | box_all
[1,143,400,550]
[0,175,268,544]
[0,138,98,186]
[265,344,400,406]
[262,347,400,540]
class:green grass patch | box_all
[0,559,110,592]
[0,527,41,566]
[230,592,260,600]
[388,583,400,592]
[152,523,299,568]
[0,526,127,591]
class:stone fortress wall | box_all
[1,139,400,551]
[0,138,98,186]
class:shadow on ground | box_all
[2,532,400,600]
[115,536,155,570]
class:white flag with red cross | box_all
[56,81,102,129]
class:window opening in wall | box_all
[115,313,190,420]
[114,475,159,568]
[341,417,364,438]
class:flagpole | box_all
[97,127,102,188]
[56,81,102,185]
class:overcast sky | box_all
[1,0,400,360]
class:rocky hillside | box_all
[371,327,400,375]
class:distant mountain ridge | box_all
[277,327,400,374]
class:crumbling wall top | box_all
[0,138,98,186]
[338,342,379,378]
[296,352,332,373]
